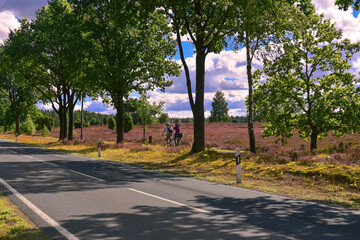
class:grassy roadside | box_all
[0,190,49,240]
[1,133,359,214]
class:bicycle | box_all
[173,133,183,146]
[162,133,174,147]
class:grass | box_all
[1,132,360,222]
[0,190,49,240]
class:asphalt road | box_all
[0,139,359,240]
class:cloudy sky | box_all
[1,0,359,117]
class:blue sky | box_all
[1,0,359,117]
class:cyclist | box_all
[173,123,182,144]
[162,122,173,144]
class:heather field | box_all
[2,122,360,210]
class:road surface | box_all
[0,139,359,240]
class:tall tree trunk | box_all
[192,50,206,152]
[58,104,68,141]
[115,97,124,144]
[246,30,256,153]
[80,94,84,140]
[68,105,75,140]
[310,129,318,151]
[143,125,146,139]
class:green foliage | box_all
[158,113,170,124]
[40,126,50,137]
[335,0,360,10]
[35,116,54,131]
[124,112,134,133]
[209,91,231,122]
[20,115,36,135]
[138,94,164,137]
[255,11,360,150]
[108,118,116,130]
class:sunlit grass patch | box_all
[0,191,49,240]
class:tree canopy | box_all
[254,11,360,150]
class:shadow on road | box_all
[61,195,360,240]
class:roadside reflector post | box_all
[15,133,18,142]
[98,139,101,158]
[236,148,241,183]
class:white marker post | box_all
[236,148,241,183]
[98,139,101,158]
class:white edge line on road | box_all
[128,188,210,214]
[0,178,79,240]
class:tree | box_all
[232,0,315,153]
[138,94,164,139]
[156,0,239,152]
[124,98,141,125]
[254,12,360,150]
[209,91,231,122]
[7,1,89,141]
[72,0,179,144]
[0,47,36,136]
[335,0,360,10]
[158,113,170,124]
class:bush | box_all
[40,126,50,137]
[35,116,54,131]
[84,122,90,127]
[21,115,36,135]
[108,117,116,130]
[158,113,170,124]
[124,112,134,133]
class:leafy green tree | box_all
[138,94,164,139]
[124,98,141,125]
[108,118,116,131]
[73,0,179,144]
[254,12,360,150]
[7,1,89,141]
[232,0,314,153]
[156,0,239,152]
[209,91,231,122]
[335,0,360,10]
[158,113,170,124]
[0,47,37,136]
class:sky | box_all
[0,0,360,118]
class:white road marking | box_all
[69,170,105,182]
[128,188,210,214]
[7,149,33,158]
[38,159,59,167]
[1,146,104,182]
[0,178,79,240]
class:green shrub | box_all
[84,122,90,127]
[124,112,133,133]
[21,115,36,135]
[40,126,50,137]
[108,117,116,130]
[158,113,169,124]
[35,116,54,131]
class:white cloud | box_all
[0,11,20,43]
[312,0,360,42]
